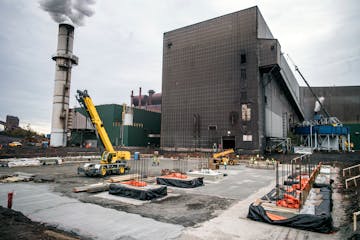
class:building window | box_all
[240,91,247,103]
[243,135,252,142]
[241,68,246,80]
[242,104,251,121]
[229,111,239,126]
[208,125,217,130]
[240,53,246,64]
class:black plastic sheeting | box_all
[315,186,333,216]
[156,177,204,188]
[109,183,167,200]
[247,204,335,233]
[261,188,284,201]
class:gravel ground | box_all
[1,152,359,239]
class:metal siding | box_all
[123,126,146,146]
[300,86,360,123]
[345,124,360,150]
[74,104,161,147]
[162,7,260,151]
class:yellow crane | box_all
[76,90,131,177]
[212,149,238,165]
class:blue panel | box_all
[315,125,349,135]
[294,126,311,135]
[295,125,349,135]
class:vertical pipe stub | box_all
[50,23,78,147]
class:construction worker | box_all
[152,151,160,166]
[156,156,160,166]
[152,155,157,166]
[223,158,228,170]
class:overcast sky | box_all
[0,0,359,133]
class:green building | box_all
[344,123,360,151]
[69,104,161,147]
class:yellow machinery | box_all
[76,90,131,177]
[212,149,237,165]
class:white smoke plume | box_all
[39,0,96,26]
[314,96,325,113]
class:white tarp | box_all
[293,146,313,154]
[8,159,41,168]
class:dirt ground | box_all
[0,206,83,240]
[1,162,234,229]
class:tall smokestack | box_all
[139,87,142,108]
[50,23,78,147]
[131,90,134,106]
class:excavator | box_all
[76,90,131,177]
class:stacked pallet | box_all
[73,174,140,193]
[73,183,110,193]
[108,174,140,183]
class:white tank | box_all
[123,113,134,126]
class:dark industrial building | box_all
[300,86,360,150]
[0,115,20,131]
[68,104,161,148]
[161,6,304,153]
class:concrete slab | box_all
[179,178,341,240]
[93,191,180,206]
[0,183,183,240]
[186,169,224,181]
[177,165,275,200]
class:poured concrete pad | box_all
[187,169,224,181]
[0,183,183,240]
[178,166,275,200]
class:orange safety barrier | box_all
[266,211,287,221]
[282,163,322,209]
[162,172,187,179]
[276,193,300,209]
[122,180,147,187]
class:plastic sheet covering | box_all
[109,183,167,200]
[247,204,335,233]
[315,186,332,216]
[156,177,204,188]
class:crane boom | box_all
[286,54,331,118]
[76,90,115,152]
[75,90,130,178]
[213,149,234,159]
